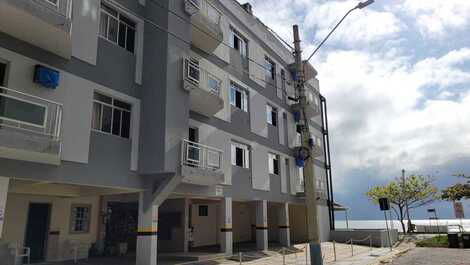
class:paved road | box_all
[390,248,470,265]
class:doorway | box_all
[24,203,51,263]
[188,127,200,166]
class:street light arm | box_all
[305,6,357,63]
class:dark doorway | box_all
[24,203,51,263]
[105,202,138,255]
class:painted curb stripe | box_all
[221,228,233,232]
[256,226,268,230]
[279,226,290,229]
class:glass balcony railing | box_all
[0,86,63,164]
[181,139,223,171]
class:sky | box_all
[238,0,470,220]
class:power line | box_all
[110,0,297,99]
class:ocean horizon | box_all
[335,219,470,232]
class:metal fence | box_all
[170,236,379,265]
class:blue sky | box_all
[240,0,470,220]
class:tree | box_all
[366,175,438,233]
[441,183,470,201]
[441,174,470,201]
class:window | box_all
[100,3,136,53]
[230,28,247,57]
[198,205,209,217]
[268,153,279,175]
[207,74,221,95]
[230,81,248,112]
[265,56,276,81]
[92,92,132,139]
[266,104,277,126]
[281,69,286,90]
[231,142,250,168]
[70,205,91,233]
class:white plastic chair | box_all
[9,243,30,265]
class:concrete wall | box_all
[2,193,100,262]
[191,203,218,247]
[330,229,399,248]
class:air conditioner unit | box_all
[184,58,200,84]
[185,0,200,15]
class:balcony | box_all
[291,83,321,120]
[0,0,72,59]
[0,87,63,165]
[183,58,224,117]
[181,139,224,186]
[185,0,224,53]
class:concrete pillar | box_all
[255,200,268,251]
[183,198,190,253]
[279,203,291,247]
[0,177,9,239]
[136,192,158,265]
[219,197,233,255]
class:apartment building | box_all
[0,0,334,264]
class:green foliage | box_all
[366,175,438,209]
[441,183,470,201]
[366,175,438,233]
[416,236,448,248]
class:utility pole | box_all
[293,25,323,265]
[402,169,411,233]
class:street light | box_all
[305,0,375,63]
[292,1,374,265]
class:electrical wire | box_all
[109,0,298,100]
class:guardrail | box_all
[184,58,222,96]
[181,139,223,170]
[0,86,63,140]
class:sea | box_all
[334,219,470,233]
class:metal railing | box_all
[181,139,223,170]
[0,86,63,140]
[184,58,222,96]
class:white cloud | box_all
[395,0,470,38]
[303,0,404,46]
[317,48,470,193]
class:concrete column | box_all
[183,198,190,253]
[219,197,233,255]
[255,200,268,251]
[136,192,158,265]
[0,177,9,239]
[279,203,291,247]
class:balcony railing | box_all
[0,87,62,140]
[181,139,223,170]
[184,58,221,96]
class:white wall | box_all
[191,203,218,247]
[71,0,100,65]
[2,193,100,262]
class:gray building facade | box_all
[0,0,333,264]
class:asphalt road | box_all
[390,247,470,265]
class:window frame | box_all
[231,141,250,169]
[230,27,248,57]
[99,3,136,53]
[268,153,280,175]
[92,91,132,139]
[70,204,92,234]
[265,56,276,81]
[266,104,277,127]
[229,81,248,112]
[198,205,209,217]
